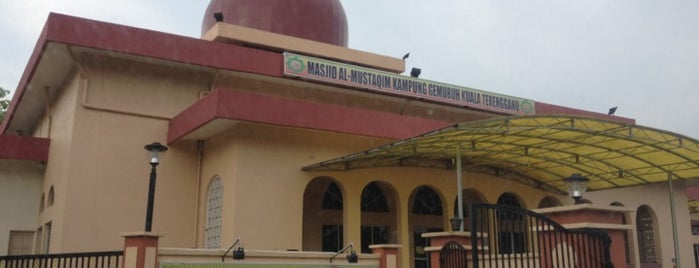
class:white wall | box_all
[0,160,43,255]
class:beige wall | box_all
[586,181,694,268]
[0,160,43,255]
[199,123,391,250]
[32,53,210,252]
[197,122,560,267]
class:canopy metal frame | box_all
[303,115,699,267]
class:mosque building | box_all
[1,1,698,268]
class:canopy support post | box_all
[668,172,681,268]
[456,145,464,231]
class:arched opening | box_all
[453,189,488,231]
[610,201,624,206]
[39,193,45,212]
[409,185,445,268]
[537,196,562,208]
[204,177,223,248]
[360,181,397,253]
[496,192,526,254]
[637,205,660,267]
[497,192,523,208]
[47,186,55,207]
[303,177,344,252]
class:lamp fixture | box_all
[329,242,358,263]
[564,173,590,204]
[214,12,224,22]
[450,217,462,232]
[144,142,168,164]
[221,237,245,262]
[410,67,421,78]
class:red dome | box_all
[202,0,348,47]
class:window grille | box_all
[205,177,223,248]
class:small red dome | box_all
[202,0,348,47]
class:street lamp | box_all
[144,142,168,232]
[564,173,589,204]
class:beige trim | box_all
[124,247,138,268]
[561,222,634,230]
[533,203,634,214]
[203,23,405,73]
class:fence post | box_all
[535,204,632,268]
[121,232,161,268]
[422,231,472,268]
[369,244,402,268]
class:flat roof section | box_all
[0,135,50,162]
[203,22,405,73]
[167,89,452,143]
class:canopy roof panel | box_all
[303,115,699,194]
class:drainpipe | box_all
[193,140,204,247]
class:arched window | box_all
[360,182,395,253]
[361,182,388,212]
[303,177,344,252]
[496,192,526,254]
[453,189,487,231]
[205,177,223,248]
[497,193,522,208]
[410,186,444,268]
[412,186,443,215]
[537,196,562,208]
[637,205,659,264]
[47,186,55,207]
[322,182,343,210]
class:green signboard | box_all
[283,52,535,115]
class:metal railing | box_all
[0,251,122,268]
[471,203,613,268]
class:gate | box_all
[440,241,468,268]
[470,203,613,268]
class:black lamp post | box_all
[564,173,590,204]
[144,142,168,232]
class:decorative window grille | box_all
[322,182,343,210]
[205,177,223,248]
[637,206,658,263]
[361,182,388,212]
[412,186,443,215]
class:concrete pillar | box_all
[121,232,161,268]
[422,231,474,268]
[535,204,634,268]
[370,244,402,268]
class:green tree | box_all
[0,87,10,123]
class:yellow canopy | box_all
[304,115,699,195]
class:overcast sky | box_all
[1,0,697,139]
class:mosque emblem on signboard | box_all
[520,100,535,115]
[285,56,306,74]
